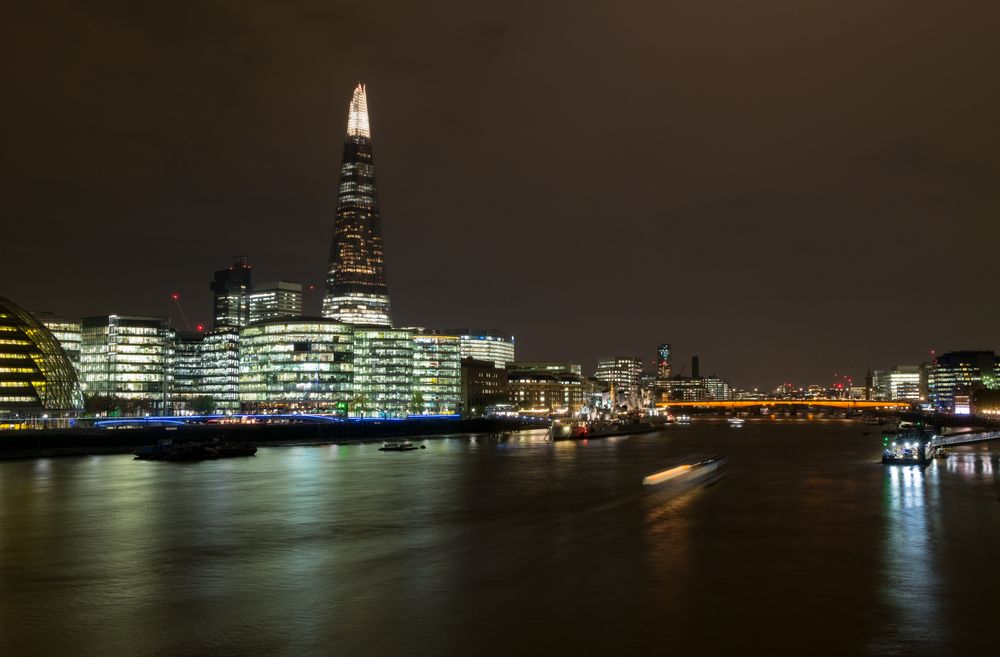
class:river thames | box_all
[2,421,999,656]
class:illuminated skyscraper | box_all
[211,256,252,329]
[656,343,671,379]
[323,84,392,327]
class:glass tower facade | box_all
[239,318,353,413]
[249,281,303,324]
[0,297,83,415]
[440,329,515,368]
[201,327,241,412]
[323,84,392,327]
[353,328,413,417]
[79,315,171,412]
[411,334,461,415]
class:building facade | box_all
[507,367,587,415]
[460,357,508,415]
[34,312,82,376]
[238,318,353,413]
[441,329,515,368]
[0,298,83,416]
[79,315,171,413]
[411,334,461,415]
[323,84,392,326]
[927,351,999,412]
[200,327,241,412]
[210,256,252,328]
[352,328,413,417]
[249,281,303,324]
[594,356,643,408]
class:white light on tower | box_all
[346,83,371,138]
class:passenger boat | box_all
[727,417,745,427]
[881,431,934,465]
[378,440,423,452]
[675,415,692,424]
[551,415,665,441]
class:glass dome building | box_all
[0,297,84,415]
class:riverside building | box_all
[0,297,83,417]
[34,312,82,376]
[411,332,461,415]
[238,318,353,413]
[352,328,413,417]
[441,329,515,368]
[595,356,643,408]
[323,84,392,326]
[79,315,172,413]
[927,351,999,412]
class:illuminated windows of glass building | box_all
[167,332,204,414]
[80,315,172,412]
[34,311,82,377]
[927,351,999,412]
[595,356,643,408]
[353,328,413,417]
[249,281,303,324]
[411,333,461,415]
[441,329,515,368]
[323,84,392,327]
[238,318,353,413]
[201,327,241,412]
[0,297,84,416]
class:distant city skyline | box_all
[3,3,999,387]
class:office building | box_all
[460,357,508,416]
[238,318,353,413]
[927,350,999,412]
[200,327,240,412]
[594,356,643,408]
[249,281,303,324]
[511,361,583,376]
[656,343,671,379]
[411,333,461,415]
[878,366,921,401]
[79,315,171,413]
[211,256,252,328]
[323,84,392,326]
[34,311,82,376]
[0,297,83,415]
[167,332,204,414]
[439,328,515,368]
[352,328,413,417]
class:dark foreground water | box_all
[2,420,999,657]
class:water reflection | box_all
[877,465,946,653]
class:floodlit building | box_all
[440,328,515,369]
[79,315,172,413]
[238,318,353,413]
[323,84,392,326]
[594,356,643,408]
[352,328,413,417]
[411,333,461,415]
[249,281,303,324]
[0,297,83,416]
[210,256,252,328]
[878,366,921,401]
[167,332,204,414]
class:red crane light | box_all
[196,324,205,332]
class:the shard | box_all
[322,83,392,327]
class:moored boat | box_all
[378,440,422,452]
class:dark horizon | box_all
[3,2,999,388]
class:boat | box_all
[378,440,423,452]
[881,431,934,465]
[727,417,745,427]
[643,456,728,498]
[675,415,692,425]
[134,438,257,462]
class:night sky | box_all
[3,1,999,388]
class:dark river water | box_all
[2,420,999,657]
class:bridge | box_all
[657,400,911,410]
[931,431,1000,449]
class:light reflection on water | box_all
[2,424,1000,656]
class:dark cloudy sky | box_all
[2,1,998,388]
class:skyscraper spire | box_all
[322,83,392,327]
[346,83,370,138]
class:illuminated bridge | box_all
[657,400,912,410]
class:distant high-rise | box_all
[210,256,252,328]
[656,343,671,379]
[249,281,303,324]
[323,84,392,327]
